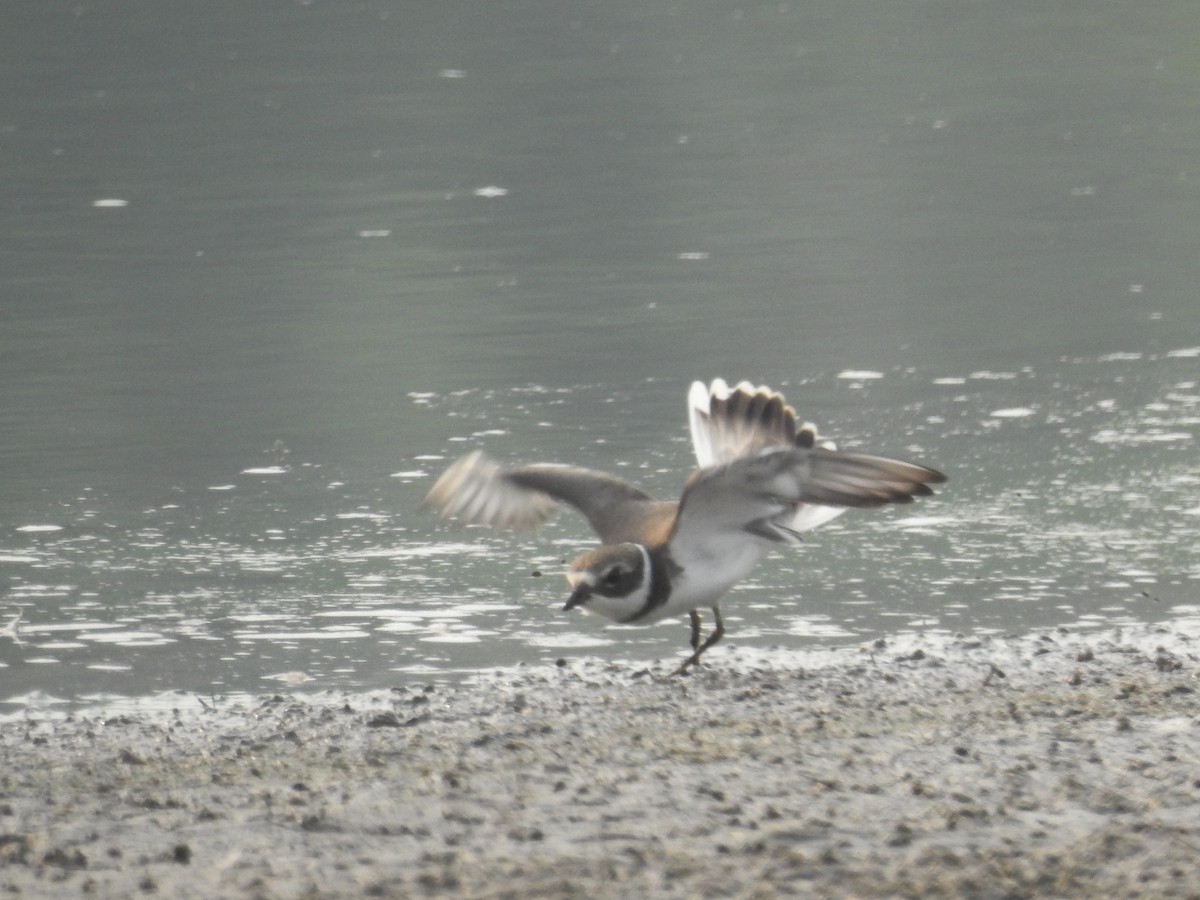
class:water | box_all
[2,2,1197,708]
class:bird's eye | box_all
[602,567,624,586]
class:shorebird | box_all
[425,378,946,673]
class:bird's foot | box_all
[671,606,725,677]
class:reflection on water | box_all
[2,353,1196,706]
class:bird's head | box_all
[563,543,651,622]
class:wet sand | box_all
[2,622,1199,899]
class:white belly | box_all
[642,536,770,624]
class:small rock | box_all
[366,713,402,728]
[1155,652,1182,672]
[0,834,30,864]
[44,847,88,869]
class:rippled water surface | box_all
[2,2,1197,708]
[4,354,1197,706]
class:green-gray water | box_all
[2,1,1196,706]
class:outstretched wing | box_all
[687,378,850,533]
[688,378,800,467]
[673,445,946,548]
[424,450,673,543]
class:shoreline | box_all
[3,622,1199,898]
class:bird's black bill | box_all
[563,586,591,611]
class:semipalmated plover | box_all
[425,378,946,673]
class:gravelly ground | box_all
[3,622,1200,899]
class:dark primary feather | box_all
[801,448,945,506]
[702,382,799,460]
[695,380,832,465]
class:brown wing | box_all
[687,378,850,532]
[673,445,946,545]
[688,378,835,465]
[424,450,676,544]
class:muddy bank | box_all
[2,623,1199,898]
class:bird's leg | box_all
[704,604,726,656]
[673,605,726,676]
[688,609,703,652]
